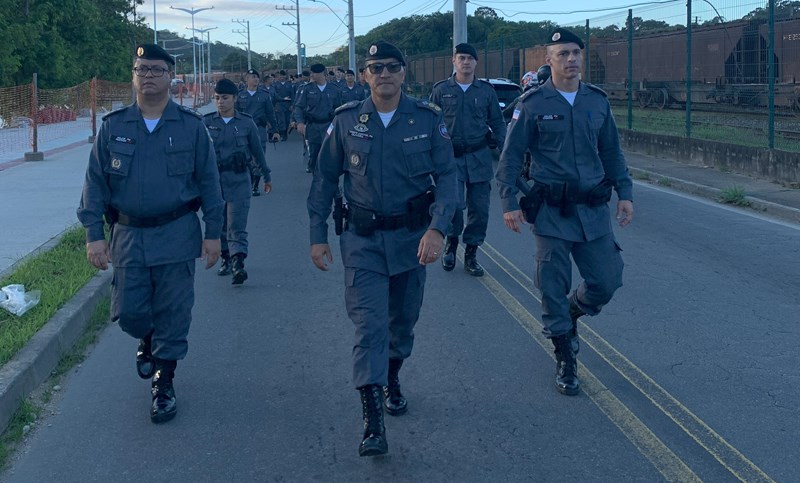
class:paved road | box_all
[2,135,799,481]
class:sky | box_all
[147,0,758,59]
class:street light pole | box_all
[170,5,214,108]
[309,0,355,70]
[277,1,302,73]
[154,0,158,43]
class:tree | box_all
[475,7,499,19]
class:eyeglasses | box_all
[133,66,169,77]
[366,62,404,75]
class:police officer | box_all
[77,44,224,424]
[273,70,295,140]
[237,69,279,196]
[308,40,457,458]
[496,28,634,396]
[340,68,366,103]
[358,67,371,98]
[205,79,273,285]
[293,63,342,173]
[430,43,506,276]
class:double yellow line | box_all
[457,242,774,482]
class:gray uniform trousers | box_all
[220,197,252,256]
[448,174,491,246]
[111,260,196,360]
[534,233,624,338]
[345,265,426,389]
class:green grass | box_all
[720,185,752,207]
[0,227,98,366]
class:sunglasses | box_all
[133,66,169,77]
[366,62,404,75]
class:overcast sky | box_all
[149,0,759,59]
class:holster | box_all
[405,188,435,231]
[486,131,498,150]
[519,183,545,224]
[587,178,614,206]
[333,194,347,236]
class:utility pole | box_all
[347,0,355,70]
[206,29,216,85]
[453,0,467,47]
[153,0,158,43]
[190,27,217,91]
[170,5,214,108]
[232,19,252,70]
[277,1,302,73]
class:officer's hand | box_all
[202,239,221,269]
[417,229,444,265]
[616,200,634,227]
[311,243,333,271]
[271,133,280,142]
[503,210,526,233]
[86,240,110,270]
[297,123,306,136]
[263,182,272,194]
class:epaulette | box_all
[478,78,493,86]
[432,79,447,89]
[584,83,608,97]
[178,105,203,119]
[335,100,360,114]
[101,105,129,121]
[417,99,442,114]
[518,85,542,103]
[239,112,253,119]
[202,111,215,118]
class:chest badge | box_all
[408,118,415,125]
[350,153,361,167]
[353,123,369,132]
[359,113,369,123]
[111,158,122,170]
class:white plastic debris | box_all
[0,284,41,316]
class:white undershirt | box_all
[247,90,257,95]
[143,118,160,133]
[222,117,233,124]
[557,89,578,106]
[377,110,396,127]
[317,83,327,92]
[457,82,471,92]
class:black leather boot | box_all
[358,385,388,457]
[551,335,580,396]
[441,237,458,271]
[383,359,407,416]
[568,292,585,355]
[136,331,155,379]
[217,252,232,276]
[231,253,248,285]
[463,244,484,277]
[151,359,178,423]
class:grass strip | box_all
[0,227,98,366]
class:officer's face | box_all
[132,59,172,97]
[546,43,583,81]
[365,57,405,100]
[246,74,260,89]
[452,53,476,77]
[214,93,235,116]
[345,73,355,84]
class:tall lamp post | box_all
[189,26,217,104]
[170,5,214,108]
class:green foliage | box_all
[720,186,751,206]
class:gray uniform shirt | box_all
[236,88,278,140]
[430,76,507,183]
[77,100,224,267]
[273,81,295,111]
[495,80,633,242]
[293,82,343,144]
[340,83,366,104]
[203,111,271,201]
[307,95,459,276]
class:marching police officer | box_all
[339,68,366,103]
[77,44,224,424]
[358,67,371,98]
[237,69,279,196]
[273,70,295,140]
[496,28,634,396]
[308,40,457,457]
[205,79,273,285]
[430,43,506,276]
[293,63,342,173]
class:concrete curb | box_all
[630,167,800,224]
[0,269,112,432]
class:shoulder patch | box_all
[239,112,253,119]
[417,99,442,113]
[335,100,361,114]
[101,104,130,121]
[585,83,608,97]
[518,85,542,104]
[178,105,203,119]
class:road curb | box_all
[630,166,800,224]
[0,269,112,433]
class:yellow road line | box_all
[479,242,775,483]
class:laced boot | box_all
[568,292,586,355]
[217,252,232,276]
[136,331,155,379]
[358,385,388,457]
[383,359,407,416]
[551,335,580,396]
[231,253,248,285]
[463,244,484,277]
[150,359,178,423]
[441,237,458,271]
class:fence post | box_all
[627,10,633,130]
[768,0,775,149]
[500,38,505,79]
[24,73,44,161]
[585,19,590,82]
[686,0,692,139]
[484,40,489,78]
[88,77,97,143]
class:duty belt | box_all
[112,198,201,228]
[347,206,410,232]
[452,139,488,158]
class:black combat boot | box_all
[358,385,388,457]
[136,331,155,379]
[383,359,407,416]
[551,335,580,396]
[568,292,586,355]
[231,253,248,285]
[217,251,232,276]
[441,237,458,271]
[150,359,178,424]
[463,244,485,277]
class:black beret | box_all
[454,43,478,60]
[328,71,335,76]
[134,44,174,66]
[337,67,345,73]
[546,28,585,49]
[365,40,405,65]
[309,63,325,74]
[301,70,310,76]
[215,79,238,96]
[279,70,287,75]
[246,68,260,77]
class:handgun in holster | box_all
[232,151,248,173]
[516,178,544,224]
[406,188,435,230]
[333,194,348,236]
[104,206,119,226]
[486,131,498,150]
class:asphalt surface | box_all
[1,127,799,481]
